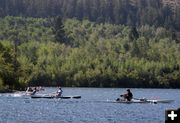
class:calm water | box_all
[0,88,180,123]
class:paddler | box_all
[56,87,63,97]
[120,89,133,101]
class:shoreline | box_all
[0,86,179,93]
[0,89,18,93]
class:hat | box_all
[127,89,130,92]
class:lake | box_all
[0,88,179,123]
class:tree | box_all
[52,16,67,44]
[129,27,139,41]
[0,42,20,89]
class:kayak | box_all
[114,99,148,104]
[113,99,174,104]
[31,95,81,99]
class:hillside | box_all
[0,0,180,32]
[0,1,180,89]
[0,17,180,89]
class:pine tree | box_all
[52,16,67,44]
[129,27,139,41]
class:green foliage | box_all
[0,41,19,89]
[0,16,53,43]
[51,16,68,44]
[0,17,180,88]
[129,27,139,41]
[0,78,3,90]
[0,0,180,32]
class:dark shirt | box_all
[128,92,133,98]
[126,92,133,101]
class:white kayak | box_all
[113,99,174,104]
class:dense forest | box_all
[0,17,179,90]
[0,0,180,89]
[0,0,180,32]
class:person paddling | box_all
[118,89,133,101]
[56,87,63,97]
